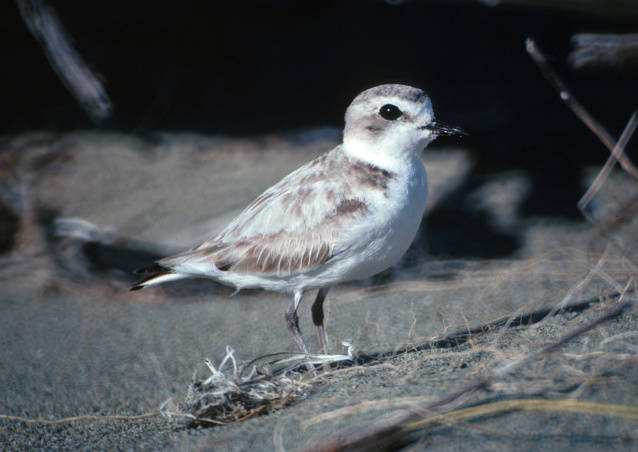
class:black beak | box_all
[420,121,467,137]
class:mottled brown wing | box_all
[181,199,368,275]
[159,148,392,276]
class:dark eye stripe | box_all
[379,104,402,120]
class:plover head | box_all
[343,84,465,169]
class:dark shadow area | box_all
[412,163,583,259]
[521,167,585,218]
[82,242,161,275]
[424,208,522,258]
[3,1,636,138]
[419,173,523,259]
[0,200,19,254]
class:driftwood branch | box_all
[17,0,112,121]
[569,33,638,71]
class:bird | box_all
[131,83,465,358]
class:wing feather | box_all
[159,147,393,277]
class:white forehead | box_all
[345,84,434,124]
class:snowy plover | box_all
[131,84,465,356]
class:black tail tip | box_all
[130,284,144,291]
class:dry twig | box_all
[526,38,638,181]
[17,0,112,121]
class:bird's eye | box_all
[379,104,402,120]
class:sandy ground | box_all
[1,131,636,450]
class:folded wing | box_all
[159,148,375,277]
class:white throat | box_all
[342,131,432,174]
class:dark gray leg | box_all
[311,287,330,354]
[285,291,317,373]
[285,291,309,354]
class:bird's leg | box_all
[311,287,330,354]
[285,291,309,354]
[285,291,316,373]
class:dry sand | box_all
[1,131,636,450]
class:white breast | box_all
[321,156,428,283]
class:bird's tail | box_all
[129,263,187,291]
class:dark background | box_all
[1,0,636,258]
